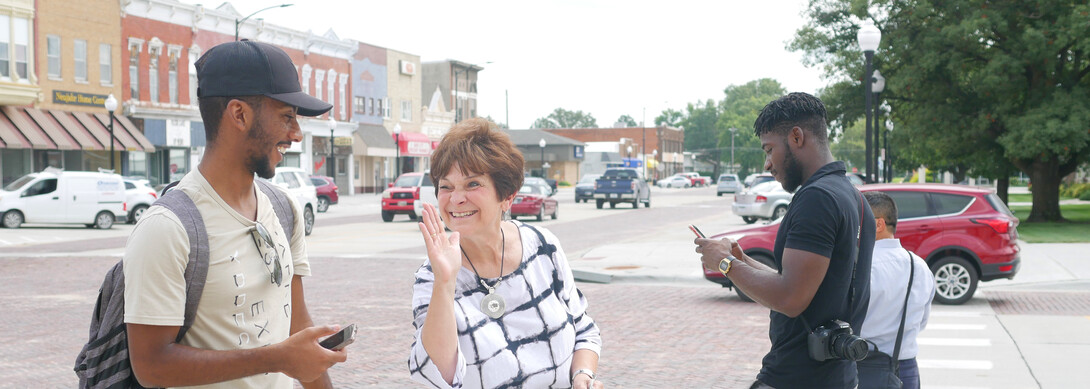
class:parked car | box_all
[574,174,598,203]
[847,172,867,186]
[510,182,558,221]
[0,168,126,229]
[383,171,433,222]
[705,183,1020,305]
[266,167,317,236]
[716,174,743,196]
[309,175,339,212]
[745,173,776,189]
[594,168,651,209]
[658,175,691,188]
[524,176,557,196]
[679,172,709,187]
[124,179,158,224]
[732,180,793,224]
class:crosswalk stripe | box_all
[918,338,991,347]
[929,311,984,317]
[926,324,987,331]
[918,359,993,370]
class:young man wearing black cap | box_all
[123,41,347,388]
[695,92,874,389]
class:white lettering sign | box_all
[166,119,191,147]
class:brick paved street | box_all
[0,254,772,388]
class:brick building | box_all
[543,126,685,180]
[385,48,427,175]
[349,41,395,193]
[422,60,485,125]
[120,1,355,190]
[0,0,155,185]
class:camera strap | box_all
[799,190,866,334]
[890,248,916,373]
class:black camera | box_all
[807,320,869,362]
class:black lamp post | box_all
[394,124,401,177]
[871,70,885,182]
[327,117,336,177]
[857,20,881,182]
[235,4,293,41]
[103,94,118,171]
[728,127,738,173]
[539,138,546,177]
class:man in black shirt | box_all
[696,92,875,389]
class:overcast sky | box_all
[207,0,826,129]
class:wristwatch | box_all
[572,368,596,381]
[718,255,735,276]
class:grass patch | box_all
[1010,203,1090,243]
[1007,193,1074,203]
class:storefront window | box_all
[128,151,147,179]
[168,148,187,183]
[1,149,30,186]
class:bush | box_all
[1081,191,1090,201]
[559,181,571,187]
[1061,183,1090,199]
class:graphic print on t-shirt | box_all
[230,235,293,347]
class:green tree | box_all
[615,114,638,127]
[483,115,508,129]
[655,109,684,127]
[790,0,1090,221]
[680,99,721,173]
[717,79,788,179]
[531,108,599,129]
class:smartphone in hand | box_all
[319,324,356,351]
[688,224,706,238]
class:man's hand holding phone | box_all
[690,224,744,272]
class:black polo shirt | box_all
[756,161,875,389]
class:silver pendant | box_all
[481,288,506,319]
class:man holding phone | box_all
[122,41,348,388]
[695,92,875,389]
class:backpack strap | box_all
[255,179,295,241]
[153,189,209,342]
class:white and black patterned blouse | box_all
[408,221,602,388]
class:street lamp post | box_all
[327,117,337,178]
[728,127,738,173]
[871,69,885,182]
[539,138,547,177]
[885,119,894,183]
[652,149,658,181]
[857,20,881,183]
[394,124,402,177]
[235,4,293,41]
[103,94,118,171]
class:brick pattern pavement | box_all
[2,255,774,388]
[986,290,1090,315]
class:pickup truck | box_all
[593,168,651,209]
[679,172,709,187]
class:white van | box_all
[0,168,127,229]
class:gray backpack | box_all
[73,180,294,388]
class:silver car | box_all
[731,180,793,224]
[268,167,317,236]
[716,174,742,196]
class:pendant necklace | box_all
[461,227,506,319]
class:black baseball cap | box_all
[195,40,332,117]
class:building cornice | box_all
[123,0,356,60]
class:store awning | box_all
[353,123,396,157]
[395,131,433,157]
[0,107,155,152]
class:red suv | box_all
[704,184,1020,305]
[381,172,433,222]
[310,175,338,213]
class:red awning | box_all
[0,107,157,152]
[393,131,433,157]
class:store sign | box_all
[399,60,416,75]
[166,119,191,147]
[333,136,354,146]
[407,140,431,155]
[52,90,108,107]
[573,145,584,159]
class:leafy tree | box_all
[654,109,684,127]
[615,114,638,127]
[531,108,599,129]
[790,0,1090,221]
[483,115,508,129]
[717,79,788,179]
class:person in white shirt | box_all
[859,191,936,389]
